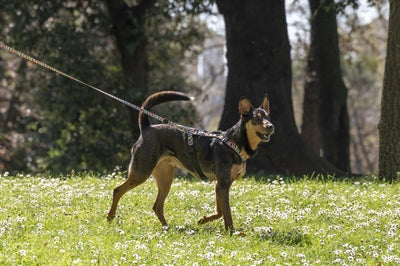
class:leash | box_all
[0,42,246,163]
[0,42,174,126]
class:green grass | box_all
[1,172,400,265]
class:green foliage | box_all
[1,1,130,173]
[1,173,399,264]
[0,0,210,173]
[146,1,211,125]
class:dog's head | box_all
[239,94,274,144]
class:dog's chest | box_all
[230,162,246,182]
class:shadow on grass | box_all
[254,227,311,246]
[170,224,311,246]
[174,172,381,184]
[245,173,383,184]
[172,224,225,236]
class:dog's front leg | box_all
[215,180,234,231]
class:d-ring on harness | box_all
[0,43,246,178]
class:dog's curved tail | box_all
[139,91,193,132]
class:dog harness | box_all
[185,128,246,181]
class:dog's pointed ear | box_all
[239,97,253,115]
[260,94,270,114]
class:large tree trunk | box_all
[378,0,400,181]
[308,0,350,173]
[105,0,156,138]
[216,0,341,175]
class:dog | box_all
[107,91,274,232]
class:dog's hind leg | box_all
[198,182,223,224]
[107,168,148,221]
[151,160,174,228]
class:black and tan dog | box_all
[107,91,274,232]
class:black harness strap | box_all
[187,130,208,181]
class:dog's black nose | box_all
[266,123,274,133]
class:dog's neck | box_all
[225,118,259,159]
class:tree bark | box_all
[105,0,156,138]
[308,0,350,173]
[216,0,341,175]
[378,0,400,181]
[301,42,321,154]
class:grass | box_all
[0,172,400,265]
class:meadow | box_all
[0,172,399,265]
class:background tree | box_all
[105,0,212,136]
[105,0,155,137]
[301,40,320,154]
[378,0,400,181]
[289,0,387,174]
[340,10,387,174]
[216,0,340,175]
[302,0,350,173]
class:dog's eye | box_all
[253,112,263,123]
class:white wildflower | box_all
[19,249,26,257]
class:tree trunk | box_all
[216,0,341,175]
[378,0,400,181]
[301,42,321,154]
[309,0,351,173]
[105,0,156,138]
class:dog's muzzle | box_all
[257,122,274,142]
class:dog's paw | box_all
[162,225,170,231]
[106,215,115,221]
[198,216,207,224]
[231,230,246,237]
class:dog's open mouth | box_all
[257,132,272,142]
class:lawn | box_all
[0,172,399,264]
